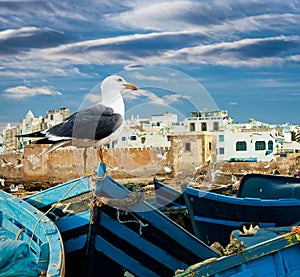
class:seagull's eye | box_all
[117,78,123,82]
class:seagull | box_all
[163,164,173,173]
[1,158,14,167]
[17,75,138,173]
[0,178,5,187]
[192,162,203,171]
[14,159,23,169]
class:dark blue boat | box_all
[184,184,300,246]
[154,174,300,246]
[0,190,64,276]
[26,163,219,276]
[237,173,300,199]
[154,178,233,210]
[154,179,186,210]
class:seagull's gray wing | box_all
[45,103,123,141]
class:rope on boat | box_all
[29,176,87,247]
[92,190,143,210]
[116,210,148,235]
[91,189,147,235]
[15,228,24,240]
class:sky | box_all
[1,0,300,132]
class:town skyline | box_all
[1,1,300,131]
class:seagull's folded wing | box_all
[46,103,123,141]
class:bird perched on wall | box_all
[238,222,260,236]
[17,75,138,173]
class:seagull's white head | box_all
[100,75,138,115]
[101,75,138,97]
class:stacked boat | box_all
[155,173,300,276]
[2,163,300,276]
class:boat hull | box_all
[184,185,300,246]
[175,231,300,277]
[0,190,64,276]
[26,163,219,276]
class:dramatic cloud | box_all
[0,27,72,56]
[3,86,62,99]
[0,0,300,125]
[161,36,300,67]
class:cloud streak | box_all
[0,0,300,125]
[3,86,62,99]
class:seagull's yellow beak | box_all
[123,83,138,90]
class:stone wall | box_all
[0,143,299,190]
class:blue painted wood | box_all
[184,184,300,246]
[0,190,64,276]
[96,174,219,261]
[25,176,91,209]
[175,232,300,277]
[95,236,159,277]
[25,162,219,276]
[238,173,300,199]
[154,178,186,209]
[25,162,220,276]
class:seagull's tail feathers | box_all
[39,140,70,156]
[16,131,45,138]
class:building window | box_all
[50,114,54,120]
[130,135,137,141]
[190,123,195,132]
[209,142,212,151]
[219,147,225,155]
[255,141,266,151]
[122,136,126,141]
[213,122,219,131]
[219,135,224,142]
[268,140,273,151]
[201,122,207,131]
[236,141,247,151]
[185,143,191,151]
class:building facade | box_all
[215,129,277,162]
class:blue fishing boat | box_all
[0,189,64,277]
[184,178,300,247]
[154,179,232,210]
[237,173,300,199]
[154,179,186,210]
[154,174,300,247]
[26,163,219,277]
[174,227,300,276]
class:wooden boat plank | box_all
[175,232,300,277]
[97,175,219,261]
[26,176,91,209]
[55,210,90,232]
[63,235,87,253]
[154,179,186,209]
[98,209,188,270]
[95,235,160,277]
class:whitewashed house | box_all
[216,129,277,162]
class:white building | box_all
[108,113,177,149]
[215,129,277,162]
[46,107,71,127]
[183,110,232,132]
